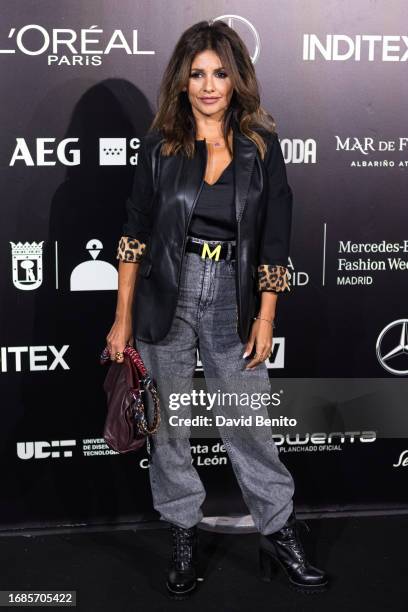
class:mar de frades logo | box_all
[0,24,155,66]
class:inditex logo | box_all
[0,346,70,372]
[303,34,408,62]
[0,25,155,66]
[17,440,76,459]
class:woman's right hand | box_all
[106,315,134,363]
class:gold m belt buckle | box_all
[201,242,222,261]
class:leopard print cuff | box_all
[116,236,146,263]
[258,264,291,293]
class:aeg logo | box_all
[9,137,142,166]
[10,138,80,166]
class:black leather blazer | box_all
[117,118,293,344]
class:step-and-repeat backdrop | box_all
[1,1,408,530]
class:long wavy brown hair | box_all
[149,19,276,160]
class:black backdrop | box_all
[1,1,408,531]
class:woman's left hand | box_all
[243,318,273,369]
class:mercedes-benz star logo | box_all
[376,319,408,376]
[214,15,261,64]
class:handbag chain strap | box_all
[125,346,161,435]
[100,344,161,435]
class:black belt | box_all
[185,236,236,261]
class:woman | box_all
[107,20,328,598]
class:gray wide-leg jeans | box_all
[135,236,295,535]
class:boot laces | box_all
[281,522,307,564]
[171,526,195,565]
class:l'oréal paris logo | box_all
[0,25,155,66]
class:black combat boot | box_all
[166,523,198,599]
[259,509,329,592]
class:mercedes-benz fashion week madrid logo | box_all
[376,319,408,375]
[10,241,44,290]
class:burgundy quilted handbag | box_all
[100,344,161,455]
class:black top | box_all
[122,129,293,271]
[188,157,236,241]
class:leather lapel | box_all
[232,123,258,222]
[181,140,207,226]
[181,120,258,226]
